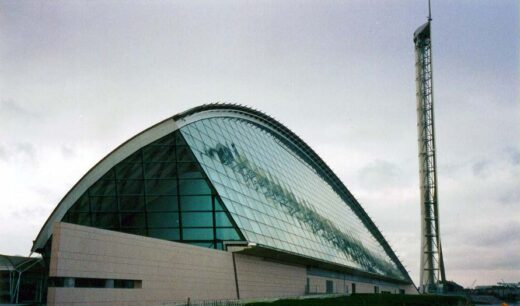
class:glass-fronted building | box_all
[30,104,415,304]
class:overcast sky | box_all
[0,0,518,287]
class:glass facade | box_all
[57,107,407,281]
[179,117,405,280]
[62,131,243,250]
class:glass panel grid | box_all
[62,131,243,250]
[180,117,405,280]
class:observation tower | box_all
[413,1,446,294]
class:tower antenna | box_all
[428,0,432,21]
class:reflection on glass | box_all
[180,117,405,280]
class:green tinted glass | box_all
[147,212,179,228]
[149,228,180,240]
[90,196,117,212]
[180,196,212,211]
[70,195,90,212]
[181,212,213,227]
[119,196,145,211]
[120,213,146,228]
[183,228,213,240]
[144,162,177,179]
[147,196,178,212]
[62,130,243,249]
[180,118,405,280]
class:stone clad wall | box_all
[234,254,306,299]
[47,222,416,305]
[48,222,237,305]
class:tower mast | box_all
[413,0,446,293]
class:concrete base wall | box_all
[47,222,416,305]
[234,254,306,299]
[49,223,238,305]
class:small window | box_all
[48,277,141,289]
[75,278,105,288]
[352,283,356,294]
[326,280,334,294]
[374,286,379,294]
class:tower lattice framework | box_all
[414,14,446,294]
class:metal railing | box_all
[161,294,347,306]
[161,298,244,306]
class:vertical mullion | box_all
[140,150,148,236]
[114,167,121,231]
[212,195,217,249]
[87,187,93,227]
[175,133,183,241]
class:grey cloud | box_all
[14,142,36,160]
[472,159,491,176]
[0,99,36,118]
[32,186,59,204]
[357,159,402,189]
[10,205,49,220]
[450,250,520,270]
[472,148,520,178]
[505,146,520,165]
[0,142,38,162]
[499,189,520,206]
[446,226,520,271]
[0,144,6,161]
[476,222,520,247]
[61,145,75,159]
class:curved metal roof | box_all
[32,103,412,283]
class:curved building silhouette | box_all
[32,104,417,304]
